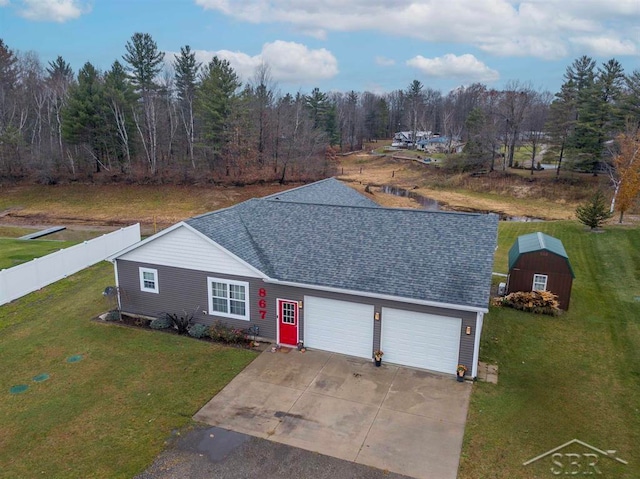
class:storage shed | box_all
[507,232,575,310]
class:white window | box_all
[139,267,159,293]
[207,277,250,321]
[532,274,548,291]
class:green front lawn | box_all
[0,237,77,270]
[0,225,38,238]
[0,262,257,478]
[460,221,640,478]
[3,220,638,478]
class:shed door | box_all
[303,296,374,359]
[381,308,461,374]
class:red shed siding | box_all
[507,251,573,310]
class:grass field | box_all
[0,183,293,231]
[0,262,258,478]
[459,221,640,478]
[0,225,37,238]
[0,237,77,269]
[1,160,638,477]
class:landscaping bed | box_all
[97,311,266,350]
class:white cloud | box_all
[0,0,10,7]
[407,54,499,82]
[260,41,338,82]
[167,41,338,85]
[570,36,638,57]
[17,0,90,22]
[375,56,395,67]
[195,0,640,60]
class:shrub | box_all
[150,315,172,329]
[188,323,209,339]
[160,310,196,334]
[209,320,245,344]
[495,290,561,316]
[105,310,120,321]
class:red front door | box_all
[278,299,298,346]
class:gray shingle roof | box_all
[263,177,379,208]
[187,180,498,309]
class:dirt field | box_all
[0,153,628,233]
[0,183,294,235]
[338,153,608,220]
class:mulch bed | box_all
[93,312,267,351]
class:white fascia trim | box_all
[107,222,269,280]
[472,312,484,378]
[180,223,269,279]
[263,278,488,314]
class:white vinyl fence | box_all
[0,223,140,306]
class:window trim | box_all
[532,274,548,291]
[207,277,250,321]
[139,267,159,294]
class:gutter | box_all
[262,277,488,314]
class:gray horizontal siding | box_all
[116,260,477,373]
[116,260,275,339]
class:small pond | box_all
[380,185,543,222]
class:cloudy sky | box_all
[1,0,638,94]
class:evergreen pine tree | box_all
[61,62,109,172]
[173,45,201,168]
[575,189,613,229]
[196,56,240,150]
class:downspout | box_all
[472,312,484,378]
[113,260,122,311]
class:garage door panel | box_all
[381,308,461,374]
[304,296,374,359]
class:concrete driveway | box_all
[194,349,471,479]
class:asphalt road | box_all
[135,424,413,479]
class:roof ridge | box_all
[263,199,489,216]
[262,177,335,200]
[235,203,276,277]
[262,198,381,209]
[537,231,546,249]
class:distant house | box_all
[392,130,431,148]
[108,178,498,377]
[506,232,575,310]
[416,136,464,154]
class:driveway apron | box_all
[194,349,471,479]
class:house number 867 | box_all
[258,288,267,319]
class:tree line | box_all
[0,33,638,185]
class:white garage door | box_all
[381,308,461,374]
[303,296,374,359]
